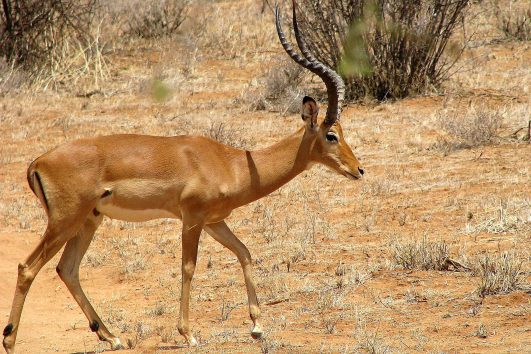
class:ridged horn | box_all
[275,0,345,126]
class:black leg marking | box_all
[101,190,112,198]
[3,323,13,337]
[90,320,99,332]
[93,208,100,216]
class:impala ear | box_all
[301,96,319,129]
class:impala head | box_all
[275,0,364,180]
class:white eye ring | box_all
[326,132,339,143]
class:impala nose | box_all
[358,167,365,176]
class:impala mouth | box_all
[344,170,361,180]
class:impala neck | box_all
[235,126,316,206]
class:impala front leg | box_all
[204,221,262,339]
[177,218,203,346]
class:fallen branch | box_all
[442,258,472,272]
[265,298,289,306]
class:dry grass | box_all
[244,57,306,114]
[435,105,504,151]
[122,0,190,39]
[474,252,527,297]
[475,323,488,338]
[465,196,530,234]
[0,59,27,94]
[127,321,152,349]
[1,0,109,90]
[494,0,530,41]
[354,319,392,354]
[205,121,255,149]
[392,236,466,272]
[185,1,276,60]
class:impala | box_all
[2,1,364,352]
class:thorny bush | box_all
[294,0,469,100]
[1,0,99,77]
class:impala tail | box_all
[27,160,50,215]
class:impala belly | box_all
[95,179,180,222]
[96,202,177,222]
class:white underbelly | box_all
[96,202,177,222]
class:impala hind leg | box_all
[2,223,81,354]
[56,213,124,351]
[204,221,262,339]
[177,219,203,346]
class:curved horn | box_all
[290,0,317,63]
[275,1,345,126]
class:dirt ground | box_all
[0,1,530,353]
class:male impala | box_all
[3,1,364,352]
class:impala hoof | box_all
[3,342,13,354]
[251,324,263,339]
[188,336,198,346]
[3,335,14,354]
[110,338,124,350]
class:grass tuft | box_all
[392,236,470,272]
[495,0,530,41]
[436,105,503,151]
[474,252,526,297]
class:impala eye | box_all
[326,132,339,143]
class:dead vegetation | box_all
[392,236,469,272]
[205,121,255,149]
[474,252,527,297]
[494,0,530,41]
[295,0,469,100]
[465,196,530,234]
[121,0,190,39]
[0,0,107,88]
[435,105,504,151]
[245,57,306,114]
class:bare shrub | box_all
[495,0,530,41]
[354,320,392,354]
[124,0,190,39]
[189,1,275,60]
[465,197,530,234]
[205,121,255,149]
[0,58,27,93]
[392,236,468,271]
[0,0,107,87]
[147,301,174,317]
[243,57,305,114]
[436,105,503,150]
[475,323,488,338]
[260,335,279,354]
[474,252,527,297]
[127,321,152,349]
[220,299,237,322]
[322,313,341,334]
[292,0,469,100]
